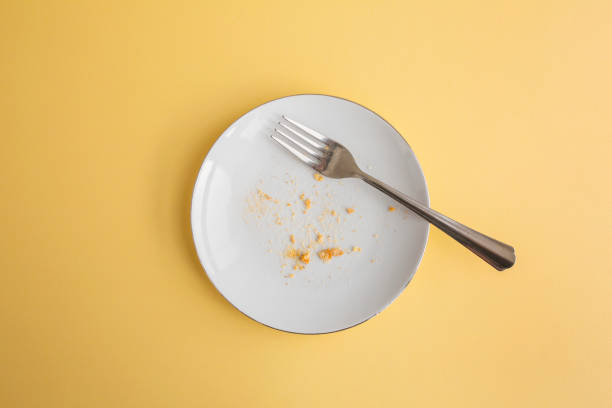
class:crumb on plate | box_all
[388,206,396,212]
[318,248,344,262]
[346,208,355,214]
[314,173,324,181]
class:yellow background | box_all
[1,0,611,406]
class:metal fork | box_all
[271,116,515,271]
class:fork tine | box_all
[282,116,331,144]
[270,133,320,169]
[274,127,324,158]
[278,121,327,151]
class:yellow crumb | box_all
[293,264,299,270]
[286,203,291,206]
[299,193,305,200]
[316,233,324,244]
[346,208,355,214]
[331,210,337,216]
[287,273,295,278]
[388,206,396,212]
[285,248,300,258]
[299,251,311,264]
[314,173,324,181]
[304,198,311,209]
[352,246,361,252]
[289,234,295,244]
[318,248,344,262]
[263,193,271,200]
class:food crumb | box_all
[304,198,311,210]
[313,173,324,181]
[331,210,337,216]
[388,206,396,212]
[289,234,295,244]
[316,233,324,244]
[346,208,355,214]
[318,248,344,262]
[370,259,375,263]
[287,273,295,278]
[285,248,299,258]
[352,246,361,252]
[286,203,291,206]
[373,233,379,239]
[299,251,311,264]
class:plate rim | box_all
[190,93,430,335]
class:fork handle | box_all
[359,174,515,270]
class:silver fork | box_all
[271,116,515,271]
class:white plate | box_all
[191,94,429,334]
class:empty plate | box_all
[191,94,429,333]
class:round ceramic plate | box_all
[191,94,429,334]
